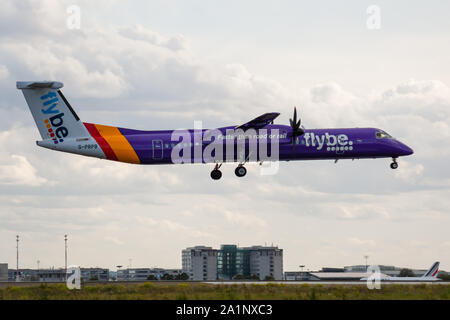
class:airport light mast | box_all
[364,255,369,270]
[64,234,68,281]
[16,235,19,282]
[116,265,123,281]
[299,265,305,281]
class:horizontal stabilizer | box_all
[16,81,63,90]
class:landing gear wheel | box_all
[235,166,247,177]
[390,162,398,169]
[211,169,222,180]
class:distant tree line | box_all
[398,268,449,280]
[399,268,415,277]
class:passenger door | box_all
[152,139,163,160]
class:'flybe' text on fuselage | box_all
[301,132,353,151]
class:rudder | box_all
[17,81,89,144]
[422,261,440,278]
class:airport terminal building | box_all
[6,267,109,282]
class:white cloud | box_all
[310,82,356,105]
[136,216,215,239]
[0,0,66,37]
[104,236,124,245]
[0,154,47,186]
[394,161,424,183]
[347,237,376,247]
[376,79,450,122]
[0,65,9,80]
[222,210,267,229]
[118,25,188,51]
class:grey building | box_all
[0,263,7,282]
[284,271,317,281]
[246,246,283,281]
[5,267,109,282]
[8,268,65,282]
[37,268,66,281]
[216,245,283,280]
[344,265,399,275]
[80,268,109,281]
[117,268,182,281]
[182,246,218,281]
[183,244,283,281]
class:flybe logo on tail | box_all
[40,91,69,144]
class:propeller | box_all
[289,107,305,150]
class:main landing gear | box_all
[210,163,222,180]
[210,163,248,180]
[390,158,398,169]
[235,165,247,177]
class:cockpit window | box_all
[375,131,392,139]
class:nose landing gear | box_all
[390,158,398,169]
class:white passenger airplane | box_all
[361,261,441,282]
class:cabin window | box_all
[375,131,392,139]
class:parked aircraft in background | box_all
[361,262,441,282]
[17,81,413,180]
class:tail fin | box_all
[17,81,89,144]
[422,261,440,278]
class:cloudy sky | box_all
[0,0,449,272]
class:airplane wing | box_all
[236,112,280,130]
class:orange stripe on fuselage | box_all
[94,124,140,164]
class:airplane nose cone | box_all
[396,141,414,156]
[403,145,414,156]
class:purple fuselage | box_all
[118,125,413,165]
